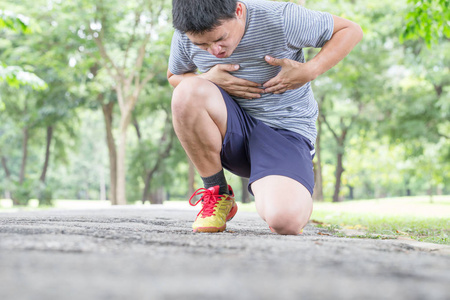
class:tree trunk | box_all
[150,188,165,204]
[19,127,29,184]
[188,157,195,196]
[312,114,323,201]
[116,104,134,205]
[241,177,250,203]
[333,149,344,202]
[1,156,11,179]
[1,156,11,199]
[142,171,152,204]
[39,126,53,183]
[116,128,128,205]
[102,102,117,204]
[99,164,106,201]
[348,185,354,200]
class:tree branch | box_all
[321,115,340,142]
[90,27,121,81]
[123,10,142,70]
[126,1,164,92]
[132,114,142,141]
[347,103,363,131]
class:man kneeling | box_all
[167,0,362,234]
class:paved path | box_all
[0,207,449,300]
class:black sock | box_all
[201,169,228,195]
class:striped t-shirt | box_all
[168,0,334,144]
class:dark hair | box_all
[172,0,238,34]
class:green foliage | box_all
[401,0,450,47]
[0,63,47,89]
[0,0,448,204]
[0,10,32,33]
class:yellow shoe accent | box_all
[189,185,237,233]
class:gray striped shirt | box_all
[168,0,334,144]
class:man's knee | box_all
[171,77,213,118]
[265,206,310,235]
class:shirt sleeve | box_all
[168,30,197,75]
[283,3,334,49]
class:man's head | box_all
[172,0,238,34]
[172,0,246,58]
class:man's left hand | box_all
[263,56,318,94]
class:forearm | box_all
[307,16,363,79]
[167,71,197,88]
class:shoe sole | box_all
[193,224,226,233]
[193,202,238,233]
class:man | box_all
[167,0,362,234]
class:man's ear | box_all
[236,2,244,18]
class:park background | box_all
[1,0,449,241]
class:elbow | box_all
[353,23,364,43]
[167,71,176,88]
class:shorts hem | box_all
[248,170,314,197]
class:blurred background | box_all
[0,0,449,208]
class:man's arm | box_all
[167,65,265,99]
[167,70,197,88]
[307,15,363,79]
[263,15,363,94]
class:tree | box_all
[62,0,171,204]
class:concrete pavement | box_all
[0,207,449,300]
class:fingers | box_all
[234,77,262,88]
[265,55,284,66]
[217,64,240,72]
[264,84,288,94]
[263,76,287,94]
[236,92,263,99]
[263,77,278,89]
[215,64,261,87]
[212,64,265,98]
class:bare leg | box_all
[251,175,313,235]
[171,77,227,177]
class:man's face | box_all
[186,3,246,58]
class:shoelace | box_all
[189,188,222,218]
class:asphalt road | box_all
[0,207,449,300]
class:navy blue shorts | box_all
[217,86,316,196]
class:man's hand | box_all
[263,56,318,94]
[199,64,264,99]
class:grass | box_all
[1,196,449,245]
[311,196,450,245]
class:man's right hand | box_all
[199,64,264,99]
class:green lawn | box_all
[1,196,449,245]
[310,196,450,245]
